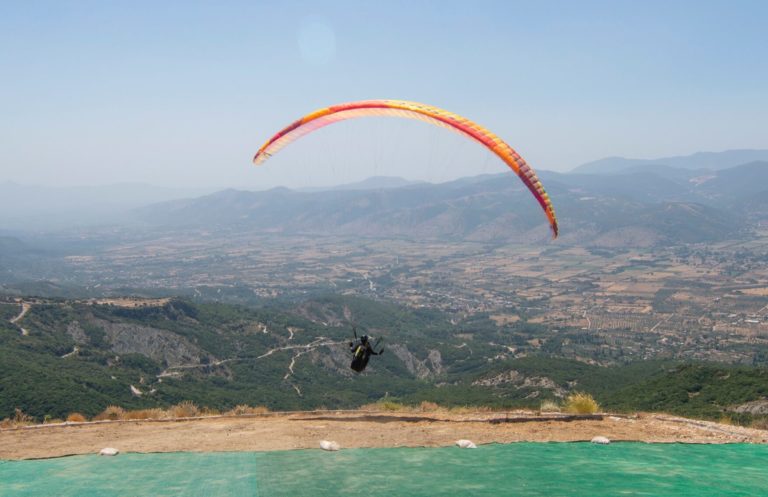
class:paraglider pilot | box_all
[349,327,384,373]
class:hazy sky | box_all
[2,1,767,189]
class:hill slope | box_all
[3,297,768,425]
[133,168,753,247]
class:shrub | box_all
[170,401,199,418]
[750,417,768,430]
[540,400,561,413]
[94,405,125,421]
[66,413,87,423]
[563,392,600,414]
[0,409,35,428]
[718,415,734,426]
[420,401,439,412]
[13,408,34,426]
[228,404,252,416]
[380,400,405,411]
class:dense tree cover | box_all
[0,303,20,321]
[1,297,766,426]
[604,363,768,419]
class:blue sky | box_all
[1,1,767,189]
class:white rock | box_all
[455,439,477,449]
[99,447,119,456]
[591,436,611,445]
[320,440,340,451]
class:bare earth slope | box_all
[2,411,767,460]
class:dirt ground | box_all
[2,411,767,460]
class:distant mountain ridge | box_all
[572,149,768,174]
[3,152,767,247]
[133,161,768,247]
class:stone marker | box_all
[320,440,340,451]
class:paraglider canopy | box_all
[253,99,558,238]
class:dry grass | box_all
[447,406,475,414]
[200,407,222,417]
[540,400,561,413]
[249,405,270,415]
[380,400,406,412]
[227,404,252,416]
[750,417,768,430]
[1,409,36,428]
[357,403,517,414]
[124,408,167,420]
[718,415,734,426]
[563,392,600,414]
[225,405,270,416]
[449,405,496,414]
[14,408,34,424]
[6,403,273,427]
[94,405,126,421]
[359,401,409,412]
[169,401,199,419]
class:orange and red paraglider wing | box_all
[253,100,558,238]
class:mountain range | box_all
[132,159,767,247]
[2,150,767,247]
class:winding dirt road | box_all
[9,301,31,336]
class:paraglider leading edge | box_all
[252,99,558,238]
